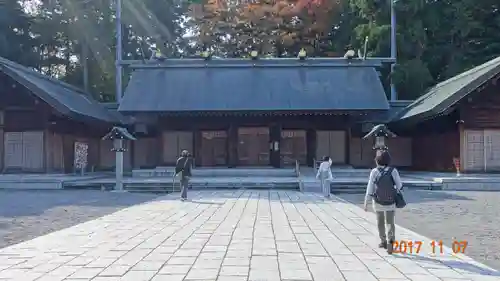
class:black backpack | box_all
[373,167,397,205]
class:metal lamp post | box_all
[390,0,397,101]
[115,0,123,104]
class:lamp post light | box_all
[298,48,307,60]
[362,124,396,155]
[201,49,212,60]
[250,50,259,60]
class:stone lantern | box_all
[102,127,136,191]
[362,124,396,155]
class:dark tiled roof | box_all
[392,56,500,122]
[0,57,125,124]
[118,60,389,113]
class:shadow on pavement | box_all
[336,190,474,206]
[0,190,159,218]
[398,254,500,276]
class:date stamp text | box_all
[392,240,468,254]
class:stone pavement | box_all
[0,191,497,281]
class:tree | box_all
[0,0,40,66]
[350,0,500,99]
[183,0,347,57]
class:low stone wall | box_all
[434,177,500,191]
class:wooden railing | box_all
[295,160,300,177]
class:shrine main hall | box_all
[118,58,412,169]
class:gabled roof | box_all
[392,56,500,122]
[118,59,390,113]
[0,57,126,124]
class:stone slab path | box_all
[0,190,497,281]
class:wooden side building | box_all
[390,56,500,172]
[0,57,127,173]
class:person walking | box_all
[363,150,403,254]
[175,150,193,201]
[316,156,333,197]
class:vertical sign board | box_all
[74,142,89,173]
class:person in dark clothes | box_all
[175,150,193,201]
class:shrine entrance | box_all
[200,130,228,166]
[237,127,270,166]
[281,130,307,166]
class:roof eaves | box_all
[392,57,500,122]
[0,64,72,116]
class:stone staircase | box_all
[64,167,300,193]
[299,167,442,194]
[63,166,441,194]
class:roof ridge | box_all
[0,56,94,98]
[432,56,500,90]
[411,56,500,104]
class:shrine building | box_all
[2,54,499,173]
[118,58,413,168]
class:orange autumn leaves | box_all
[188,0,341,19]
[188,0,343,54]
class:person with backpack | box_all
[363,150,403,254]
[175,150,193,201]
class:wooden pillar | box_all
[129,137,135,169]
[269,123,281,168]
[193,128,202,167]
[156,132,163,166]
[306,129,316,167]
[228,124,238,167]
[62,135,74,173]
[345,127,351,165]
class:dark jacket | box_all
[175,157,192,178]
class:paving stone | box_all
[68,267,103,279]
[185,268,219,279]
[219,265,249,276]
[98,264,131,276]
[0,190,497,281]
[132,260,165,271]
[151,274,186,281]
[158,265,192,275]
[120,270,158,281]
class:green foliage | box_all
[1,0,499,101]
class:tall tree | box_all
[0,0,40,66]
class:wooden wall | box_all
[412,130,460,172]
[460,79,500,129]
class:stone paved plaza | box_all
[0,190,498,281]
[337,190,500,271]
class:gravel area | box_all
[0,190,159,249]
[336,189,500,271]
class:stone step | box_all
[64,181,300,192]
[132,168,297,178]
